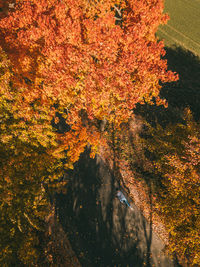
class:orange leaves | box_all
[18,54,32,72]
[0,0,177,125]
[0,0,178,169]
[0,2,181,261]
[54,2,68,21]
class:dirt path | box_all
[56,150,179,267]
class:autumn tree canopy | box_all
[0,0,177,127]
[0,47,66,264]
[0,0,178,264]
[0,0,178,182]
[140,109,200,266]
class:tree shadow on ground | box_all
[131,46,200,194]
[161,46,200,121]
[56,149,148,267]
[53,46,195,267]
[127,46,200,267]
[135,46,200,126]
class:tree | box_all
[0,0,178,264]
[0,0,178,175]
[142,109,200,266]
[0,0,177,125]
[0,47,64,265]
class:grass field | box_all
[157,0,200,56]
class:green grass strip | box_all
[157,0,200,56]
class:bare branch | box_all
[114,5,122,17]
[114,17,123,21]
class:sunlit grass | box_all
[157,0,200,56]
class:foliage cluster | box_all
[108,108,200,266]
[0,0,177,264]
[143,109,200,266]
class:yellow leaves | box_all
[90,151,96,159]
[64,162,74,170]
[143,110,200,265]
[0,0,177,138]
[0,3,182,262]
[51,146,65,159]
[54,116,59,124]
[1,134,12,143]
